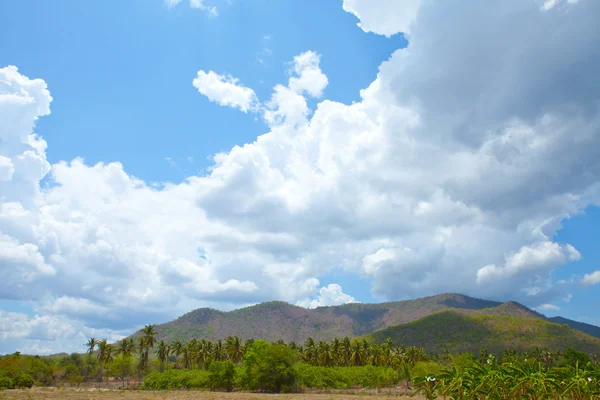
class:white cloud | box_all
[165,0,182,8]
[165,0,217,17]
[582,270,600,286]
[192,71,259,113]
[2,0,600,353]
[190,0,217,17]
[288,51,328,98]
[0,309,125,355]
[0,156,14,181]
[537,303,560,311]
[342,0,420,37]
[477,242,579,284]
[297,284,358,309]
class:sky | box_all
[0,0,599,354]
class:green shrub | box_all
[411,361,442,378]
[208,361,236,391]
[0,376,14,389]
[14,373,34,388]
[295,364,398,389]
[244,342,297,392]
[142,369,210,390]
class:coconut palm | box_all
[95,339,112,383]
[115,338,135,386]
[156,340,169,372]
[341,336,351,366]
[140,324,158,375]
[171,339,183,368]
[225,336,243,363]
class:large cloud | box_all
[1,0,600,353]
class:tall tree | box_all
[225,336,243,363]
[156,340,169,372]
[171,339,183,369]
[96,339,113,383]
[115,338,135,386]
[140,324,158,375]
[84,338,96,381]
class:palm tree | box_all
[156,340,169,372]
[136,336,146,383]
[341,336,351,366]
[86,338,97,355]
[140,325,158,375]
[330,338,341,366]
[96,339,113,384]
[304,337,316,364]
[115,338,135,386]
[225,336,243,363]
[171,339,183,369]
[350,340,363,366]
[84,338,96,381]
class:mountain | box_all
[549,316,600,339]
[145,293,503,343]
[367,310,600,354]
[134,293,600,354]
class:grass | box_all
[0,388,422,400]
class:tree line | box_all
[2,323,599,397]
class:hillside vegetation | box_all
[367,310,600,354]
[143,293,600,346]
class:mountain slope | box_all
[549,316,600,339]
[143,293,500,343]
[139,293,600,347]
[367,310,600,354]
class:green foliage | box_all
[0,376,14,389]
[295,363,397,389]
[142,369,211,390]
[13,373,34,388]
[208,360,236,391]
[558,347,591,367]
[244,342,297,392]
[410,354,600,399]
[369,310,600,355]
[411,361,442,378]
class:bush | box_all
[295,364,398,389]
[208,361,236,391]
[142,369,210,390]
[14,373,34,388]
[244,342,297,392]
[0,376,14,389]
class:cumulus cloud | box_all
[537,303,560,311]
[192,71,259,112]
[165,0,217,16]
[297,284,358,309]
[0,310,125,355]
[477,242,580,284]
[2,0,600,353]
[342,0,420,37]
[582,270,600,286]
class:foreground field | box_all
[0,388,423,400]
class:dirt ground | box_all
[0,388,424,400]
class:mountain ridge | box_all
[136,293,600,347]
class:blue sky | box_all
[1,0,599,354]
[1,0,404,183]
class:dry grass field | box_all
[0,388,423,400]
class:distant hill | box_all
[144,293,502,343]
[134,293,600,353]
[549,316,600,339]
[367,310,600,354]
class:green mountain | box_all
[367,310,600,354]
[145,293,501,343]
[139,293,600,351]
[548,316,600,339]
